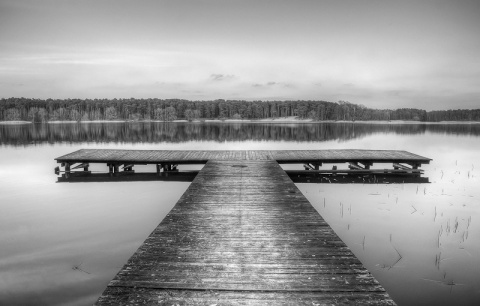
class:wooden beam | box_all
[303,163,315,170]
[162,163,179,172]
[71,163,89,170]
[348,162,364,170]
[360,162,373,169]
[407,163,420,169]
[290,169,423,175]
[393,163,411,170]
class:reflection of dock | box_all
[54,150,430,305]
[57,171,429,184]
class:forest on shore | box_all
[1,97,479,122]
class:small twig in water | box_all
[421,277,464,293]
[388,245,403,269]
[72,262,90,274]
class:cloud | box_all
[252,81,294,89]
[210,74,235,81]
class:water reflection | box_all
[298,156,480,305]
[57,170,430,184]
[1,122,480,145]
[1,124,479,306]
[57,171,198,183]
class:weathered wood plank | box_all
[56,149,431,166]
[97,287,394,306]
[95,159,396,305]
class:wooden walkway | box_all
[95,159,396,305]
[56,149,430,165]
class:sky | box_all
[0,0,479,110]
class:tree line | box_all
[1,97,479,122]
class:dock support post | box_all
[348,162,363,170]
[304,163,321,170]
[65,163,71,174]
[361,162,373,169]
[108,164,114,174]
[122,164,134,173]
[156,164,161,174]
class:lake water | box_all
[0,122,479,306]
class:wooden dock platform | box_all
[56,149,430,177]
[56,149,430,166]
[92,159,400,305]
[53,149,430,304]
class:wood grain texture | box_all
[56,149,430,165]
[95,160,395,305]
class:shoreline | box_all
[1,118,480,125]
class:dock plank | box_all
[95,160,395,305]
[56,149,431,165]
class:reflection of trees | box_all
[2,97,480,122]
[1,123,480,146]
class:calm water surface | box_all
[0,122,479,305]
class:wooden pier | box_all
[56,149,430,174]
[54,149,430,305]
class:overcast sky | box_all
[0,0,479,110]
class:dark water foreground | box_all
[0,122,479,305]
